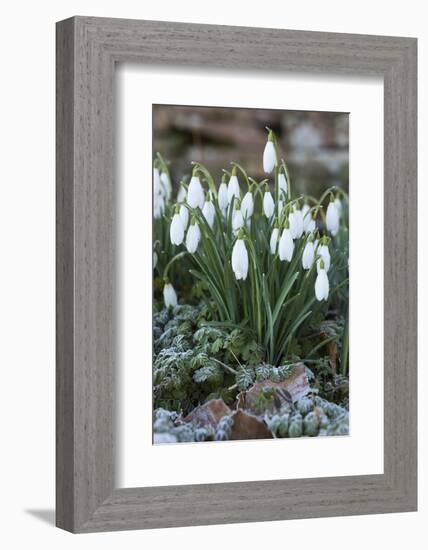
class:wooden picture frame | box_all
[56,16,417,533]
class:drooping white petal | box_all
[289,208,303,239]
[163,283,178,308]
[315,268,329,301]
[153,251,158,269]
[153,192,165,219]
[232,208,244,233]
[241,191,254,219]
[263,140,276,173]
[160,172,172,200]
[227,175,240,205]
[185,222,201,254]
[334,198,342,212]
[231,238,249,281]
[218,182,229,212]
[177,186,187,203]
[187,176,205,209]
[202,200,215,228]
[278,173,288,197]
[317,244,331,272]
[278,229,294,261]
[270,227,279,254]
[170,213,184,245]
[302,204,316,234]
[302,241,315,270]
[179,204,189,228]
[326,201,340,236]
[153,168,161,195]
[263,191,275,219]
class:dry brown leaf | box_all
[183,399,231,429]
[236,363,309,415]
[228,410,273,440]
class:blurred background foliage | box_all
[153,105,349,197]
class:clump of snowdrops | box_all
[155,129,348,367]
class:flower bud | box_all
[170,209,185,245]
[263,190,275,219]
[263,132,277,173]
[185,220,201,253]
[187,174,205,209]
[278,227,294,261]
[231,237,249,281]
[163,282,178,308]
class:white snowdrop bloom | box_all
[227,174,241,205]
[241,191,254,219]
[270,227,280,254]
[263,191,275,219]
[289,207,303,239]
[334,197,342,212]
[278,172,288,197]
[163,283,178,308]
[315,264,329,301]
[326,201,340,236]
[153,167,162,196]
[317,244,331,272]
[186,221,201,254]
[278,228,294,262]
[177,185,187,203]
[187,175,205,209]
[218,182,228,212]
[153,192,165,219]
[170,211,185,245]
[232,208,244,233]
[160,172,172,200]
[263,138,276,173]
[302,241,315,270]
[179,204,189,229]
[202,200,215,228]
[153,251,158,269]
[302,204,316,234]
[231,238,249,281]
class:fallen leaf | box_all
[228,410,273,440]
[183,399,231,430]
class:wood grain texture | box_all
[56,16,417,533]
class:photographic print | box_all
[152,105,349,444]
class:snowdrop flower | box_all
[177,185,187,203]
[153,251,158,270]
[278,171,288,197]
[170,207,185,245]
[202,198,215,228]
[317,241,331,272]
[153,192,165,219]
[231,234,249,281]
[187,174,205,209]
[241,191,254,220]
[315,260,329,301]
[263,131,277,173]
[326,200,340,236]
[179,204,189,229]
[302,239,315,270]
[160,171,172,200]
[153,167,162,196]
[289,206,303,239]
[278,223,294,262]
[218,180,229,212]
[227,168,241,205]
[334,197,342,212]
[163,282,178,308]
[302,204,316,234]
[270,224,280,254]
[186,220,201,254]
[232,207,244,233]
[263,190,275,219]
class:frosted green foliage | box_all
[153,408,214,443]
[265,395,349,438]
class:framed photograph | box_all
[56,16,417,532]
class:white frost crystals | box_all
[163,282,178,308]
[231,235,249,281]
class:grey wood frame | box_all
[56,16,417,533]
